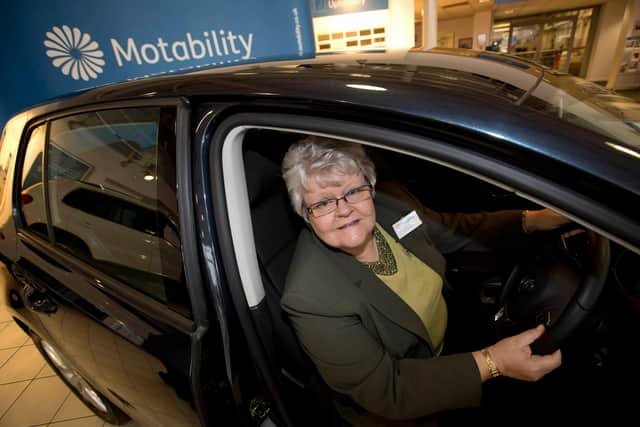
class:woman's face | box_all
[303,172,376,259]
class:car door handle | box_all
[23,283,58,314]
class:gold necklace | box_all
[363,227,398,276]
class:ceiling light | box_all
[606,141,640,159]
[346,84,387,91]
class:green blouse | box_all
[373,224,448,354]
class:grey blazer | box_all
[281,192,525,420]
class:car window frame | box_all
[209,112,640,313]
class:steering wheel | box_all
[495,225,610,355]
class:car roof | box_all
[6,49,640,202]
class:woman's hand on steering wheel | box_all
[524,208,571,233]
[477,325,562,382]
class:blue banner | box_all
[312,0,389,17]
[1,0,315,132]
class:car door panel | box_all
[10,104,204,427]
[15,232,201,427]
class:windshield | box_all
[411,49,640,151]
[525,73,640,150]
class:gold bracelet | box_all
[481,348,501,379]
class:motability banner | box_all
[0,0,315,132]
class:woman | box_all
[280,136,563,423]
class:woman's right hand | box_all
[474,325,562,382]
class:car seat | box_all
[243,147,346,427]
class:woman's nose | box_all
[335,198,352,216]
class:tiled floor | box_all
[0,300,136,426]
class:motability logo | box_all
[44,25,255,82]
[44,26,105,81]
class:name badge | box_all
[392,210,422,239]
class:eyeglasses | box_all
[305,184,373,218]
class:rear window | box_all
[18,106,190,317]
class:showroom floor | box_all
[0,303,138,426]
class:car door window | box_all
[37,107,190,316]
[20,124,48,239]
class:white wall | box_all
[437,16,473,48]
[438,10,491,50]
[390,0,415,48]
[473,10,493,50]
[586,0,628,81]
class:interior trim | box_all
[221,126,266,307]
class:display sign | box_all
[311,0,389,17]
[1,0,314,132]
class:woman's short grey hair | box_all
[282,135,377,219]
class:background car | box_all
[21,176,181,286]
[0,48,639,426]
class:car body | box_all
[0,48,639,426]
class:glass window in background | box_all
[491,7,596,77]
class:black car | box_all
[0,48,639,426]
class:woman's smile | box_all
[337,219,360,230]
[303,172,377,261]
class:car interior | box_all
[230,128,640,425]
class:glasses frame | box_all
[305,183,374,218]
